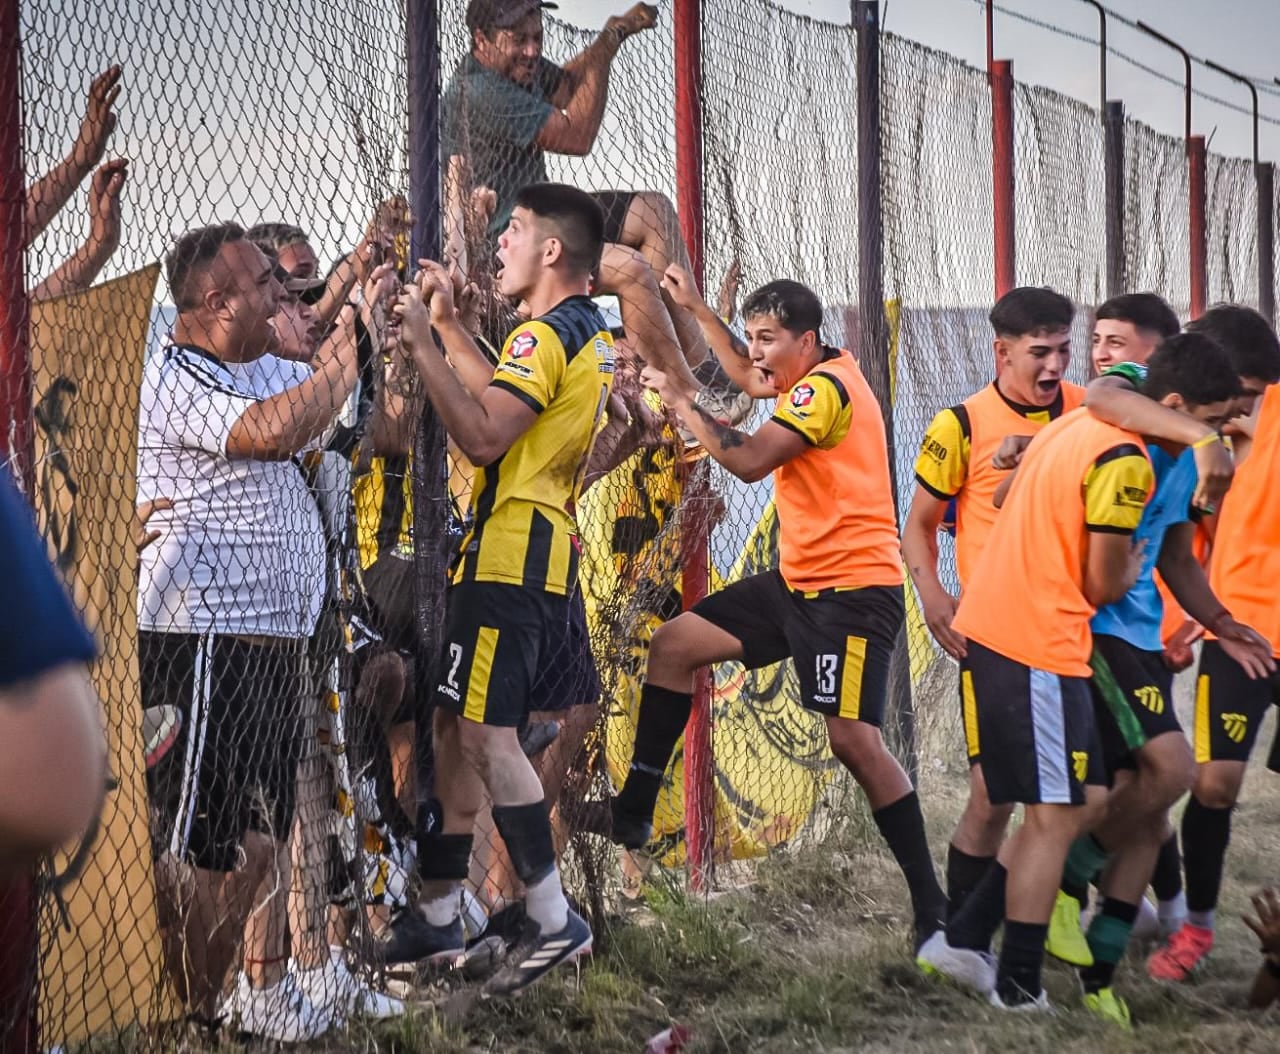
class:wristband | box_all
[1192,432,1222,451]
[1265,956,1280,979]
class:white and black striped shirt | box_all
[136,343,326,638]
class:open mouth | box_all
[1037,379,1060,394]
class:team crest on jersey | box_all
[510,331,539,359]
[791,383,816,408]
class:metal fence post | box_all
[854,0,916,780]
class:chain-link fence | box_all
[2,0,1277,1046]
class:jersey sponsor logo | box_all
[497,360,534,380]
[1134,685,1165,714]
[510,330,539,358]
[921,436,949,463]
[1222,711,1248,743]
[594,336,615,373]
[791,383,816,408]
[1071,750,1089,784]
[1115,484,1149,508]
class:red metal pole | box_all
[1188,134,1207,319]
[674,0,705,291]
[0,3,37,1051]
[673,0,712,891]
[991,59,1016,300]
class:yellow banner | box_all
[31,266,181,1043]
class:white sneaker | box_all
[296,954,404,1022]
[989,987,1053,1012]
[915,931,997,995]
[230,971,335,1041]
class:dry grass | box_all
[140,672,1280,1053]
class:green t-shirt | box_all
[441,54,565,238]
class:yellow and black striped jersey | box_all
[454,295,615,595]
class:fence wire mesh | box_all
[1,0,1277,1046]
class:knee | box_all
[825,719,888,774]
[600,243,660,295]
[647,620,693,681]
[1144,744,1196,809]
[1192,766,1242,810]
[1077,790,1110,835]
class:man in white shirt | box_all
[137,223,358,1040]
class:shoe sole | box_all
[914,958,992,998]
[486,935,593,997]
[1045,941,1094,967]
[380,945,467,981]
[1147,955,1208,984]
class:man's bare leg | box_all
[615,191,709,369]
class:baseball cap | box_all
[465,0,557,33]
[273,263,326,304]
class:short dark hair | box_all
[513,183,605,275]
[1095,293,1180,340]
[166,223,246,310]
[741,280,824,340]
[1186,304,1280,384]
[245,222,310,256]
[1143,332,1241,406]
[988,286,1075,338]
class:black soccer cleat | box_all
[483,907,593,996]
[368,910,466,967]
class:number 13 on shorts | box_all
[806,636,870,720]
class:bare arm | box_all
[0,665,106,869]
[397,280,536,467]
[661,265,770,397]
[1086,375,1232,510]
[901,487,966,660]
[537,5,656,155]
[644,364,802,484]
[25,67,120,247]
[225,309,360,460]
[30,160,126,301]
[1083,533,1143,609]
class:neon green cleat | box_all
[1082,986,1132,1029]
[1045,890,1094,967]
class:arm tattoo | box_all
[692,401,746,450]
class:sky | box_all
[558,0,1280,164]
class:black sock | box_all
[1060,876,1090,910]
[1151,831,1183,901]
[946,844,994,922]
[1181,797,1233,914]
[947,861,1006,953]
[996,920,1049,1005]
[615,684,692,821]
[492,801,556,885]
[873,791,946,935]
[1079,897,1139,994]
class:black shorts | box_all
[965,640,1105,806]
[590,190,636,246]
[1192,639,1280,766]
[141,631,308,871]
[1089,634,1180,775]
[362,551,417,655]
[434,582,599,727]
[693,570,903,723]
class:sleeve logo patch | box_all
[790,383,815,408]
[509,331,539,359]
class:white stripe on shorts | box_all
[169,634,214,858]
[1029,667,1071,803]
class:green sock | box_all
[1062,834,1110,892]
[1080,898,1139,993]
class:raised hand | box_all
[73,66,122,173]
[88,159,127,253]
[660,264,706,314]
